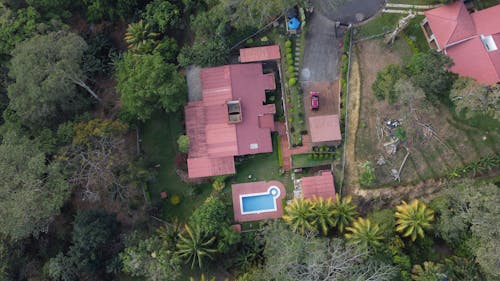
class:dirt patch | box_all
[301,80,340,117]
[347,39,499,203]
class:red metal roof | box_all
[308,115,341,143]
[232,180,286,222]
[424,2,500,84]
[185,64,277,178]
[239,45,281,63]
[301,171,336,200]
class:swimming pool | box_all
[240,186,281,214]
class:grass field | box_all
[356,14,403,40]
[354,39,500,188]
[291,153,334,168]
[141,111,211,222]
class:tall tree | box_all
[189,196,228,236]
[116,52,186,121]
[121,234,181,281]
[125,20,159,53]
[405,51,455,102]
[0,131,69,240]
[450,77,499,121]
[311,197,335,235]
[411,261,446,281]
[345,217,384,250]
[176,224,217,269]
[83,0,137,23]
[332,194,358,233]
[0,5,40,62]
[142,0,181,32]
[282,198,316,234]
[7,31,99,128]
[395,199,434,242]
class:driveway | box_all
[300,0,385,83]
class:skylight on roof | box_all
[480,35,498,52]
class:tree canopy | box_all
[7,31,95,128]
[116,52,186,121]
[450,77,500,121]
[0,131,69,240]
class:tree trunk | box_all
[72,78,102,102]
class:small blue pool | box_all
[240,186,281,214]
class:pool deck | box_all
[232,180,286,222]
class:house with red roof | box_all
[422,2,500,84]
[184,63,277,178]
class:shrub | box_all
[170,195,180,205]
[394,127,407,141]
[260,36,269,42]
[177,135,190,153]
[286,53,293,60]
[359,161,376,187]
[288,66,295,73]
[372,64,401,103]
[289,78,297,86]
[285,40,292,48]
[286,47,292,54]
[288,58,294,65]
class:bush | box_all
[286,53,293,60]
[176,135,189,153]
[170,195,180,205]
[288,66,295,73]
[359,161,376,187]
[289,78,297,86]
[285,40,292,48]
[372,64,401,103]
[288,58,294,65]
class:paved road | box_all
[300,0,384,82]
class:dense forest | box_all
[0,0,499,280]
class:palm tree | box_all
[331,194,358,233]
[411,261,447,281]
[395,199,434,241]
[282,198,316,234]
[176,224,217,269]
[124,20,159,53]
[311,196,335,235]
[345,217,383,249]
[189,273,216,281]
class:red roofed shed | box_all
[301,171,336,200]
[239,45,281,63]
[422,2,500,84]
[308,115,342,145]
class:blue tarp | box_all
[288,17,300,30]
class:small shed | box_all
[308,114,342,146]
[239,45,281,63]
[301,171,336,200]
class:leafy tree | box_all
[142,0,181,32]
[177,134,190,153]
[46,252,77,281]
[411,261,446,281]
[83,0,138,23]
[432,181,499,279]
[444,256,483,281]
[189,196,228,236]
[0,5,40,61]
[178,39,229,67]
[68,209,118,274]
[359,161,376,187]
[450,77,499,120]
[395,199,434,242]
[121,234,181,281]
[260,221,396,280]
[155,37,179,63]
[311,196,335,235]
[405,51,455,102]
[282,198,316,234]
[345,217,383,250]
[176,224,217,269]
[189,4,229,41]
[332,194,358,233]
[0,131,69,240]
[372,64,401,103]
[7,31,99,128]
[25,0,73,19]
[116,52,186,121]
[125,20,159,54]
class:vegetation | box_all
[395,200,434,242]
[345,217,383,249]
[359,161,376,187]
[176,224,217,269]
[450,77,499,121]
[176,134,190,153]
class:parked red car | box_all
[310,91,320,110]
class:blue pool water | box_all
[241,187,280,214]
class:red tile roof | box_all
[308,115,341,143]
[185,64,277,178]
[239,45,281,63]
[301,171,336,200]
[232,180,286,222]
[424,2,500,84]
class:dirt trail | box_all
[344,52,361,194]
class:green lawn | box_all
[291,153,334,168]
[475,0,500,9]
[404,16,429,52]
[230,133,294,194]
[141,111,212,222]
[356,14,403,40]
[387,0,441,4]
